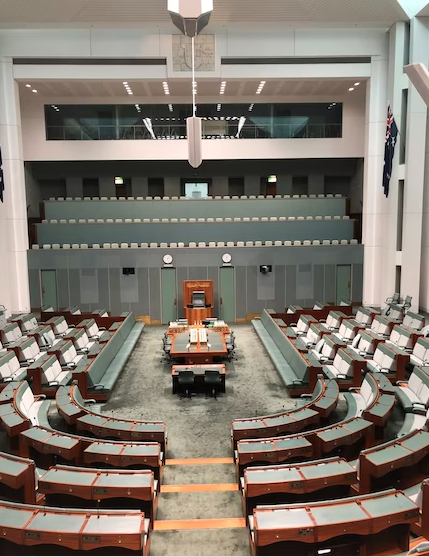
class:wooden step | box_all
[154,518,246,531]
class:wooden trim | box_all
[162,484,238,493]
[154,518,246,531]
[166,457,234,466]
[235,318,247,323]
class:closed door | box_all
[336,265,351,305]
[219,267,235,322]
[41,270,58,310]
[161,268,177,324]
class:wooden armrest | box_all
[396,381,407,386]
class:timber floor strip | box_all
[165,457,234,466]
[162,483,238,493]
[153,518,246,531]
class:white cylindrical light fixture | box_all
[187,116,202,168]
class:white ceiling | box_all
[0,0,413,26]
[19,78,367,100]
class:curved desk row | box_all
[231,377,339,445]
[0,500,149,555]
[56,383,167,451]
[249,489,418,556]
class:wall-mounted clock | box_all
[222,253,232,264]
[163,254,173,265]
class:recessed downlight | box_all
[32,89,38,93]
[348,87,354,91]
[25,84,31,88]
[354,82,360,86]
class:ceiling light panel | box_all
[123,81,134,95]
[256,81,266,95]
[163,81,170,95]
[219,80,226,95]
[168,104,173,112]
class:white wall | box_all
[20,92,366,162]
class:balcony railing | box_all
[46,123,342,141]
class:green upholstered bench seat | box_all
[395,366,429,413]
[252,320,300,388]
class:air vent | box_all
[221,56,371,65]
[14,58,167,66]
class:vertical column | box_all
[164,177,180,197]
[402,18,428,311]
[99,177,116,198]
[131,176,148,198]
[276,175,292,196]
[0,57,30,315]
[24,163,41,218]
[384,22,407,299]
[362,55,389,307]
[212,176,228,196]
[244,175,260,196]
[66,177,83,198]
[308,174,324,196]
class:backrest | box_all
[0,351,19,379]
[389,325,401,346]
[296,314,316,334]
[55,316,69,335]
[351,333,361,348]
[358,332,374,355]
[19,314,38,332]
[321,339,336,359]
[340,320,356,340]
[71,384,85,407]
[361,373,377,407]
[86,319,99,337]
[403,311,425,331]
[338,349,353,376]
[371,316,390,336]
[16,381,35,417]
[326,311,342,329]
[312,377,324,400]
[408,367,429,406]
[63,342,77,363]
[332,352,342,370]
[42,328,56,346]
[74,328,89,349]
[374,343,396,371]
[0,323,22,344]
[314,338,324,354]
[307,324,322,345]
[20,338,40,361]
[413,338,429,363]
[40,355,62,383]
[355,307,373,325]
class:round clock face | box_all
[163,254,173,265]
[222,253,232,264]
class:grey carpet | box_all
[157,491,243,520]
[150,529,251,556]
[163,464,237,485]
[104,323,292,459]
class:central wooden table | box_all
[172,364,226,394]
[170,330,227,364]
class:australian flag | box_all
[0,147,3,203]
[383,104,398,198]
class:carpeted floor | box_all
[102,323,292,555]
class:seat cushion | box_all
[395,386,422,412]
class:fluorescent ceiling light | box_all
[268,175,277,183]
[123,81,128,85]
[248,103,254,111]
[236,116,246,138]
[142,117,156,140]
[115,177,124,185]
[168,104,173,112]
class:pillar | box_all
[0,57,30,315]
[362,54,389,307]
[276,175,292,196]
[212,176,228,196]
[99,177,116,198]
[244,175,260,196]
[308,174,324,196]
[66,177,83,198]
[164,177,180,197]
[402,18,428,312]
[131,177,148,198]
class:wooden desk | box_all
[172,364,226,394]
[38,465,157,526]
[185,306,214,324]
[0,501,148,554]
[250,489,418,556]
[170,330,227,364]
[243,457,356,517]
[359,430,429,494]
[83,442,162,482]
[0,451,36,504]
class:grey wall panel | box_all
[68,269,80,306]
[56,269,69,309]
[108,268,121,315]
[325,264,336,304]
[176,267,188,317]
[80,268,99,304]
[189,267,208,280]
[313,265,325,304]
[352,263,363,302]
[285,265,297,307]
[120,273,138,303]
[274,265,286,311]
[149,267,161,321]
[44,198,347,221]
[235,266,247,319]
[36,220,355,246]
[97,269,110,312]
[28,269,41,309]
[27,244,364,319]
[297,264,313,301]
[208,266,220,317]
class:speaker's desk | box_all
[170,331,227,364]
[172,364,226,394]
[183,306,213,324]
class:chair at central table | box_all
[172,364,226,395]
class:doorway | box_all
[219,267,235,322]
[41,270,58,310]
[336,265,351,305]
[161,268,177,324]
